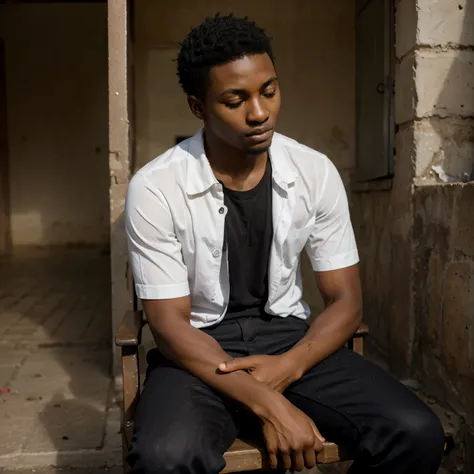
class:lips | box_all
[245,128,273,143]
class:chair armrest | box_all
[355,322,369,337]
[115,310,144,347]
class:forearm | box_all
[285,298,362,376]
[148,313,277,415]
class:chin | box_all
[247,146,270,156]
[246,139,272,156]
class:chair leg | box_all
[122,430,130,474]
[353,336,364,355]
[121,345,140,474]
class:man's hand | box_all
[219,354,302,393]
[259,393,325,471]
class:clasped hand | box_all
[219,354,325,471]
[219,353,300,393]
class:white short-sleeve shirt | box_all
[125,130,359,328]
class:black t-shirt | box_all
[221,159,273,319]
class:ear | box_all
[187,95,205,120]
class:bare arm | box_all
[288,156,362,375]
[284,265,362,376]
[143,296,277,414]
[219,265,362,390]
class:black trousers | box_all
[128,316,444,474]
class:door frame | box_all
[0,38,11,254]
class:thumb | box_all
[312,423,326,444]
[219,356,256,373]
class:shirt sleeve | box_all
[304,158,359,272]
[125,173,190,300]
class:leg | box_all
[128,353,238,474]
[285,348,445,474]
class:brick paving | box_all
[0,248,120,469]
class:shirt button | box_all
[212,249,221,258]
[219,207,225,214]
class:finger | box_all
[313,437,324,453]
[281,453,292,470]
[292,451,305,472]
[310,428,324,452]
[268,452,278,470]
[311,422,325,443]
[218,356,255,373]
[263,429,278,469]
[303,448,316,469]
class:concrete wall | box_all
[352,1,474,469]
[0,4,109,247]
[413,184,474,464]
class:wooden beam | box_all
[108,0,133,378]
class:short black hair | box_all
[177,13,274,98]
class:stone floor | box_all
[0,248,121,469]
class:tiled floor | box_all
[0,248,120,468]
[0,247,111,347]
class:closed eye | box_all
[225,101,244,109]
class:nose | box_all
[246,97,268,125]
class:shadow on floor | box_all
[0,247,120,468]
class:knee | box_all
[128,433,223,474]
[397,408,445,458]
[129,438,188,474]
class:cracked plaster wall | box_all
[352,1,474,469]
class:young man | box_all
[125,13,444,474]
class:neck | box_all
[204,130,267,180]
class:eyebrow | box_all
[219,76,278,97]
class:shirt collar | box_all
[269,132,296,191]
[185,129,219,196]
[185,129,295,196]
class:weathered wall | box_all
[352,0,474,469]
[351,128,415,368]
[413,184,474,461]
[0,4,109,247]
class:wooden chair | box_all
[115,310,369,472]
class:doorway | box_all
[0,1,111,346]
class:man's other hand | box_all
[260,392,325,470]
[219,353,302,393]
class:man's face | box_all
[191,53,281,155]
